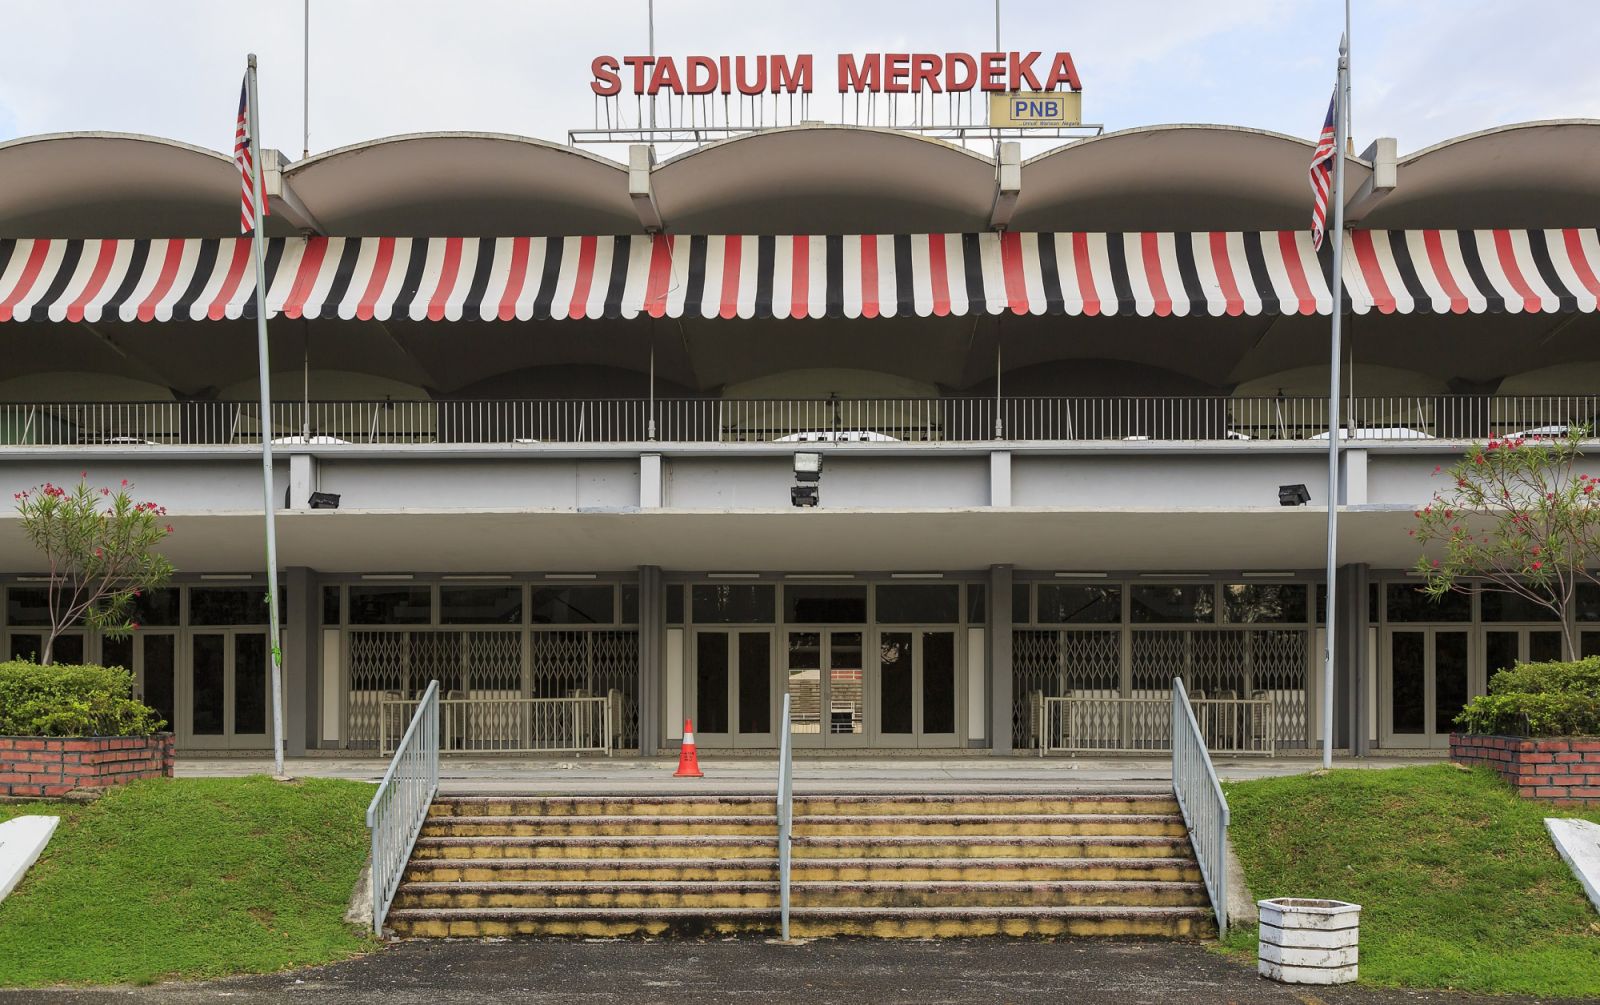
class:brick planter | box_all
[0,734,175,798]
[1450,733,1600,807]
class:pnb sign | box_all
[989,90,1083,128]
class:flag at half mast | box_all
[1308,88,1338,250]
[234,78,269,233]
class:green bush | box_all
[0,660,164,737]
[1455,656,1600,736]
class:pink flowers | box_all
[1532,561,1544,571]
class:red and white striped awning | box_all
[0,230,1596,323]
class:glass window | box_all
[966,584,986,623]
[531,586,614,625]
[1480,591,1562,622]
[1384,584,1470,623]
[667,585,685,624]
[1315,583,1381,624]
[1012,583,1030,624]
[1037,585,1121,624]
[322,586,340,625]
[347,586,430,625]
[190,587,274,626]
[1131,585,1214,624]
[875,585,960,624]
[6,587,56,627]
[440,586,522,625]
[127,588,179,627]
[784,585,867,624]
[738,632,771,734]
[1578,583,1600,622]
[621,585,640,625]
[696,632,729,734]
[1224,584,1307,624]
[691,585,774,624]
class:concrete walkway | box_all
[178,752,1445,794]
[0,937,1581,1004]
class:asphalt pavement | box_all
[0,937,1586,1005]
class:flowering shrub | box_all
[14,476,175,665]
[1413,430,1600,656]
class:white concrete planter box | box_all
[1257,898,1361,985]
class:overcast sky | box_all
[0,0,1593,161]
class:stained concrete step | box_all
[794,794,1181,816]
[384,904,1215,939]
[421,814,777,838]
[790,813,1187,838]
[790,833,1193,860]
[429,796,774,819]
[392,879,1208,910]
[410,834,777,861]
[402,854,1202,885]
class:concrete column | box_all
[1336,563,1371,755]
[284,566,316,756]
[287,454,317,511]
[640,453,663,509]
[989,450,1012,507]
[988,565,1014,754]
[637,566,663,755]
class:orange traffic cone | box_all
[674,719,703,777]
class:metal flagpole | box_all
[1322,25,1351,770]
[247,53,287,778]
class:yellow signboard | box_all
[989,91,1082,128]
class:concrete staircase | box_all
[386,793,1215,939]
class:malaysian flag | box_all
[234,77,268,233]
[1308,88,1338,250]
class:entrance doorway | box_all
[786,629,866,747]
[878,629,959,747]
[1381,628,1469,748]
[185,631,271,749]
[692,628,774,747]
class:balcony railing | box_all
[2,395,1595,447]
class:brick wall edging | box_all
[0,733,174,799]
[1450,732,1600,807]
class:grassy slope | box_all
[0,776,375,987]
[1222,764,1600,997]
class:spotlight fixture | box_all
[1278,484,1311,507]
[308,491,341,510]
[792,451,822,507]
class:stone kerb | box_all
[0,734,175,798]
[1450,734,1600,807]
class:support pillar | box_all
[988,565,1014,754]
[284,566,315,756]
[637,566,663,756]
[1336,563,1371,755]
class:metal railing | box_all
[1172,676,1231,938]
[1034,692,1275,755]
[2,394,1595,446]
[776,692,794,942]
[365,678,439,937]
[378,693,615,756]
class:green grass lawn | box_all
[1221,764,1600,997]
[0,776,376,988]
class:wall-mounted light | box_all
[1279,484,1311,507]
[792,451,822,507]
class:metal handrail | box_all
[365,678,440,937]
[1171,676,1231,938]
[776,692,794,941]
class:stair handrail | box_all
[366,678,440,936]
[776,691,794,941]
[1171,676,1231,938]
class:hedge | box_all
[1454,656,1600,737]
[0,660,165,737]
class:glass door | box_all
[186,631,270,749]
[878,629,960,748]
[1382,628,1469,748]
[692,628,773,748]
[102,633,178,736]
[786,629,867,747]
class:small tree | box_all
[15,477,175,665]
[1412,430,1600,656]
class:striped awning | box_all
[0,230,1596,324]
